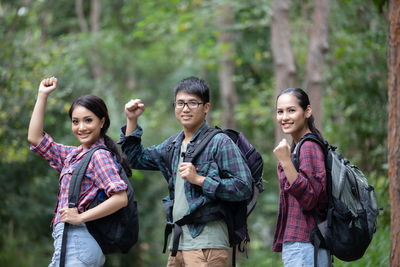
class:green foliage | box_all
[323,1,388,233]
[0,0,389,266]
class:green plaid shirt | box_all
[118,122,252,238]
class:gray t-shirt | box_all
[169,144,229,250]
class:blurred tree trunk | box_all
[388,1,400,266]
[271,0,297,143]
[75,0,103,83]
[39,14,47,44]
[75,0,88,32]
[90,0,101,33]
[202,67,214,126]
[217,2,237,129]
[305,0,329,131]
[90,0,103,80]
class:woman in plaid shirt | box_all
[272,88,330,267]
[28,77,129,267]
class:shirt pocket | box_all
[194,160,214,177]
[59,166,73,186]
[188,160,213,197]
[60,165,72,176]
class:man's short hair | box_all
[173,77,210,104]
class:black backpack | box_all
[60,146,139,266]
[292,135,379,266]
[163,126,264,266]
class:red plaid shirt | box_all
[30,132,127,227]
[272,140,327,252]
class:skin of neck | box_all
[292,127,311,144]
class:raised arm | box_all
[28,77,58,146]
[124,99,145,136]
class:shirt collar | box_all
[190,121,208,143]
[171,121,209,148]
[72,137,106,158]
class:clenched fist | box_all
[273,138,291,164]
[38,77,58,96]
[178,162,205,186]
[125,99,145,121]
[59,207,82,225]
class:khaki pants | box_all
[167,248,230,267]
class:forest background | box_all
[0,0,390,266]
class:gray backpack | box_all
[292,134,379,266]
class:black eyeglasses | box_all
[174,100,204,110]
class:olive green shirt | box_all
[169,144,229,250]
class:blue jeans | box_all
[282,242,330,267]
[49,223,105,267]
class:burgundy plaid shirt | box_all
[272,140,327,252]
[30,132,127,227]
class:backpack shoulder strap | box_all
[162,127,225,258]
[292,135,326,172]
[68,146,107,207]
[165,133,180,175]
[164,126,223,168]
[183,126,223,163]
[221,128,240,143]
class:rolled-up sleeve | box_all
[118,125,167,172]
[30,132,74,173]
[91,150,127,196]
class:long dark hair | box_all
[69,95,132,177]
[276,88,324,144]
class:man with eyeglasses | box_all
[118,77,252,266]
